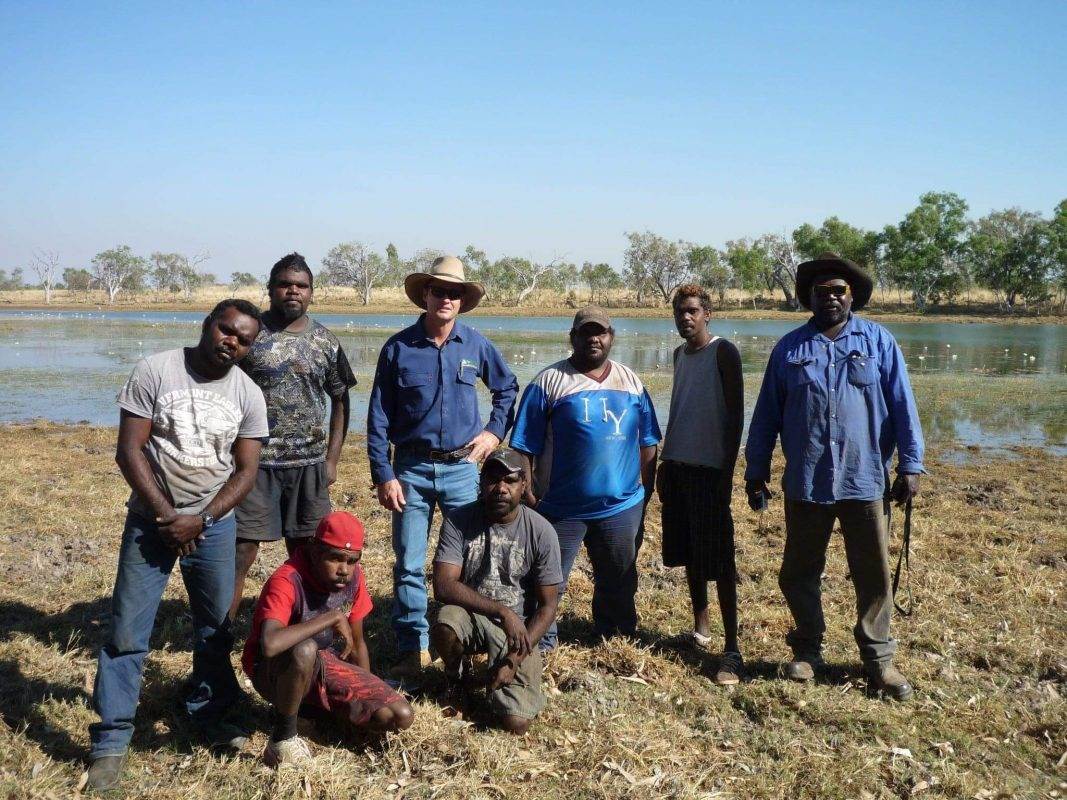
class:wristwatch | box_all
[199,511,216,529]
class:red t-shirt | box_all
[241,549,373,676]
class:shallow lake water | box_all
[1,310,1064,457]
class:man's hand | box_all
[890,473,921,508]
[499,609,531,657]
[655,465,665,499]
[490,655,520,691]
[331,610,355,660]
[325,457,338,486]
[745,479,773,512]
[376,479,406,512]
[157,512,204,554]
[464,430,500,464]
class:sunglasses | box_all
[428,285,465,301]
[813,285,850,299]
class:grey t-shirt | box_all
[435,503,563,620]
[117,348,269,518]
[661,337,728,469]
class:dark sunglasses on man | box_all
[429,285,466,301]
[813,285,851,299]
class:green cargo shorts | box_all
[436,604,545,720]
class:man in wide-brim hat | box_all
[794,252,874,312]
[744,252,926,701]
[403,255,486,314]
[367,255,518,681]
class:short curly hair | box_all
[203,298,262,330]
[268,252,314,289]
[672,284,712,313]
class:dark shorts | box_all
[253,648,404,727]
[236,462,332,542]
[659,461,736,580]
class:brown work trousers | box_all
[779,498,896,665]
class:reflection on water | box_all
[1,310,1065,455]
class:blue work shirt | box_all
[367,315,519,485]
[744,314,924,503]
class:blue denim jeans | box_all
[391,454,479,651]
[89,511,240,758]
[540,500,646,650]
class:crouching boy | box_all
[242,511,413,765]
[431,448,562,734]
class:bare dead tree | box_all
[32,250,61,303]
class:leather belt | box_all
[396,444,473,463]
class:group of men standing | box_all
[85,250,925,790]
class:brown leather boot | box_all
[784,653,824,682]
[865,662,913,701]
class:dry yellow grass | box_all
[0,423,1063,799]
[3,286,1064,325]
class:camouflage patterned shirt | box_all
[240,317,357,467]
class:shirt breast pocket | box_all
[786,357,818,387]
[456,366,478,387]
[846,352,878,387]
[398,370,434,413]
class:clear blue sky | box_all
[2,1,1065,277]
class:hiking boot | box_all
[86,753,126,792]
[200,719,250,753]
[865,663,914,701]
[785,653,824,682]
[390,649,433,680]
[263,735,313,767]
[714,651,745,686]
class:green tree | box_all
[687,245,731,307]
[384,243,404,285]
[792,218,883,295]
[883,192,970,311]
[756,233,802,309]
[623,231,691,305]
[91,245,147,303]
[149,251,210,297]
[967,208,1053,309]
[230,271,260,289]
[480,255,561,306]
[792,217,875,266]
[1048,200,1067,310]
[321,242,389,305]
[580,261,623,304]
[0,268,25,290]
[724,238,771,309]
[63,267,94,292]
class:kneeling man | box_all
[431,448,562,734]
[243,511,413,766]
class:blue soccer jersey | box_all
[510,359,662,521]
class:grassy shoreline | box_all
[3,287,1066,325]
[0,422,1063,799]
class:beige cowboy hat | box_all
[403,255,485,313]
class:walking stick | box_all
[890,497,913,617]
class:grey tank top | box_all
[660,337,728,469]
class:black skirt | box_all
[659,460,736,580]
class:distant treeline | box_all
[8,192,1067,313]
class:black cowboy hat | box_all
[795,252,874,311]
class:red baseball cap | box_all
[315,511,365,551]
